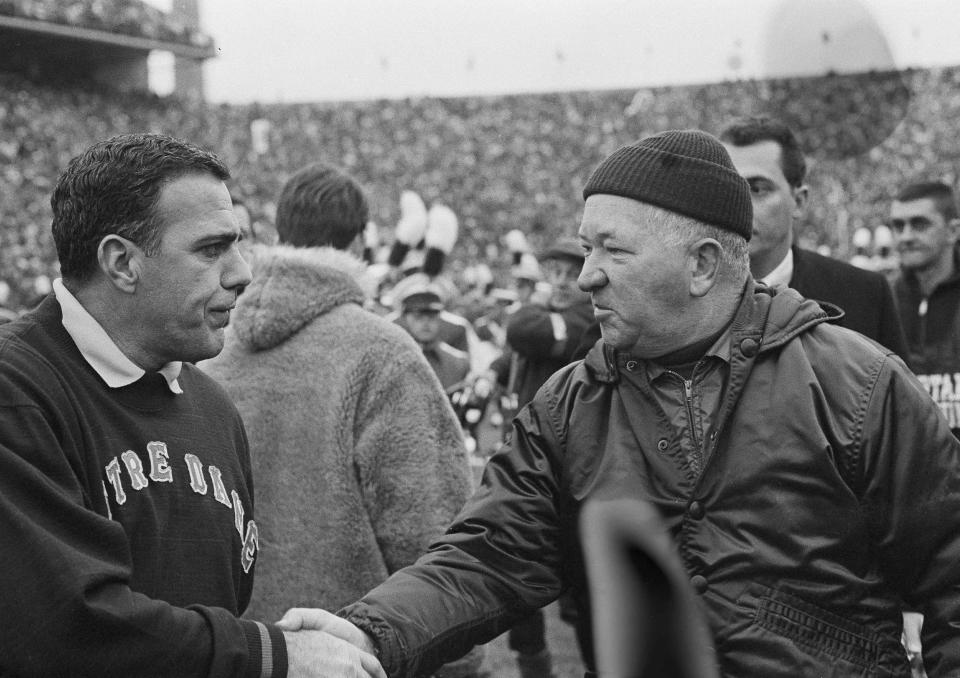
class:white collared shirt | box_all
[759,248,794,290]
[53,278,183,394]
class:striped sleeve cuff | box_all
[241,620,288,678]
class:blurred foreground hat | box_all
[581,498,719,678]
[583,129,752,240]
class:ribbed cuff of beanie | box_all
[582,130,752,240]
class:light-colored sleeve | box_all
[352,336,473,574]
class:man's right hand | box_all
[279,608,378,656]
[284,629,386,678]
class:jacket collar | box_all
[583,278,838,383]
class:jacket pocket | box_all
[748,586,879,669]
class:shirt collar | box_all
[642,322,733,382]
[53,278,183,394]
[759,248,794,289]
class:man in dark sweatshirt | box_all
[0,133,383,678]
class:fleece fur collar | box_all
[231,244,368,351]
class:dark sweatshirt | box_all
[0,295,285,677]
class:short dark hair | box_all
[895,181,958,221]
[275,163,369,249]
[51,133,229,283]
[719,116,807,188]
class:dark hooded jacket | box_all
[341,282,960,678]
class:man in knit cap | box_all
[279,131,960,677]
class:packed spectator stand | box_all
[3,39,960,311]
[0,0,213,47]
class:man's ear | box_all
[97,235,143,293]
[791,184,809,217]
[688,238,722,298]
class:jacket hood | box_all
[230,244,368,351]
[584,279,840,381]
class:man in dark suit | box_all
[719,116,907,356]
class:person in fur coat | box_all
[202,163,482,676]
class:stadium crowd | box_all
[2,64,960,311]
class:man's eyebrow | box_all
[194,230,239,247]
[582,229,612,242]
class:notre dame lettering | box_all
[101,440,259,572]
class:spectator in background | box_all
[511,252,544,306]
[889,180,960,436]
[486,237,595,678]
[887,180,960,678]
[491,238,595,418]
[394,274,496,460]
[201,162,483,678]
[395,275,471,392]
[503,229,542,306]
[385,193,482,369]
[719,115,909,356]
[0,133,381,678]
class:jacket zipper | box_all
[683,377,703,472]
[666,369,703,473]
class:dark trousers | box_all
[507,609,547,655]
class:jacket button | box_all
[625,360,638,371]
[739,337,759,357]
[690,574,708,593]
[657,438,669,451]
[688,501,705,520]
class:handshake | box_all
[279,608,385,678]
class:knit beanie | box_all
[582,129,753,240]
